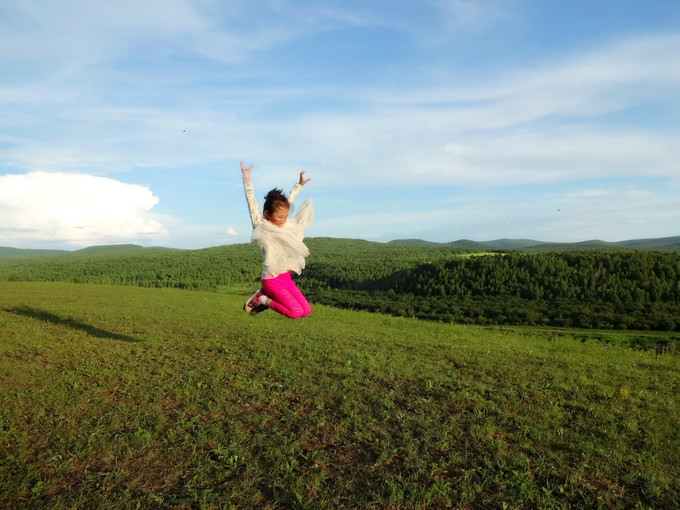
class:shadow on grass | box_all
[5,306,140,343]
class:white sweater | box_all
[243,177,314,278]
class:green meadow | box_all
[1,281,679,509]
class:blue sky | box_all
[1,0,679,249]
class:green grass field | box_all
[1,282,679,509]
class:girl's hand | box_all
[241,161,253,179]
[299,171,311,186]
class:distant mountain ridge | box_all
[2,235,679,259]
[0,247,68,258]
[390,235,680,252]
[0,244,175,259]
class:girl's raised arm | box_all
[241,161,263,227]
[298,171,311,186]
[288,171,311,204]
[241,161,253,180]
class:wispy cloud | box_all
[1,1,678,248]
[2,26,678,187]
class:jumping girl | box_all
[241,161,314,318]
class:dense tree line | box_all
[0,245,263,289]
[374,252,680,303]
[2,239,679,332]
[299,250,680,332]
[0,239,460,290]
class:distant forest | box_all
[301,248,680,332]
[1,238,679,333]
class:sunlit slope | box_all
[1,282,678,509]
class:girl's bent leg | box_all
[262,272,311,319]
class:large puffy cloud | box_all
[0,172,165,247]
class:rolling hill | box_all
[389,235,680,252]
[0,244,175,258]
[0,246,69,259]
[2,235,679,259]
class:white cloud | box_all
[0,172,165,247]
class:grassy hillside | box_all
[2,239,679,334]
[1,282,679,508]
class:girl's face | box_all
[265,205,289,227]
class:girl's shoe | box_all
[250,303,269,316]
[244,289,267,314]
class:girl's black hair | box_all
[263,188,290,217]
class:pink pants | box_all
[261,272,311,319]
